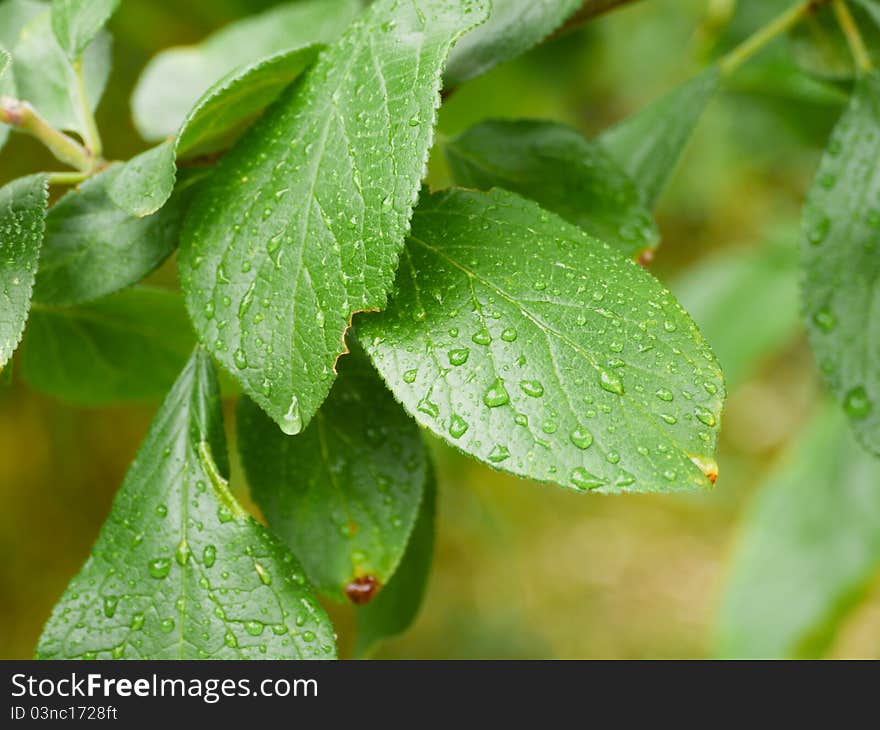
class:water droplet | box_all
[245,620,265,636]
[472,329,492,346]
[520,380,544,397]
[487,444,510,462]
[569,428,593,449]
[694,406,716,427]
[217,505,234,523]
[417,397,439,419]
[483,378,510,408]
[449,348,469,365]
[403,369,417,384]
[255,562,271,585]
[448,414,469,438]
[807,216,831,245]
[224,631,238,648]
[844,386,872,419]
[103,595,118,618]
[280,395,303,435]
[159,618,175,633]
[501,327,517,342]
[155,504,167,518]
[599,370,624,395]
[175,539,189,566]
[655,388,674,402]
[570,467,604,491]
[233,348,248,370]
[148,558,171,579]
[203,545,216,568]
[130,613,144,631]
[813,307,837,332]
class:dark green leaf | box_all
[50,0,119,61]
[131,0,362,142]
[355,468,435,657]
[110,45,320,217]
[238,346,427,603]
[179,0,490,436]
[36,349,336,659]
[444,0,581,86]
[802,72,880,453]
[22,287,195,404]
[446,119,659,258]
[360,189,724,494]
[599,69,720,207]
[715,404,880,658]
[33,167,198,305]
[0,174,47,368]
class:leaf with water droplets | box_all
[238,345,427,603]
[180,0,490,435]
[131,0,362,142]
[21,287,195,404]
[360,189,724,494]
[444,0,581,86]
[802,73,880,454]
[715,404,880,658]
[599,68,719,207]
[50,0,118,61]
[110,45,321,218]
[0,174,47,369]
[36,349,335,659]
[446,119,659,257]
[33,167,201,305]
[355,467,435,657]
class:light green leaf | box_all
[0,0,45,48]
[0,46,15,150]
[360,189,724,494]
[33,167,200,305]
[238,345,427,603]
[803,73,880,454]
[673,230,800,389]
[446,119,659,258]
[11,9,110,138]
[22,287,195,404]
[179,0,490,436]
[599,68,720,207]
[715,404,880,659]
[110,45,321,218]
[444,0,581,86]
[36,349,336,659]
[0,174,48,369]
[50,0,119,61]
[131,0,362,142]
[355,468,435,658]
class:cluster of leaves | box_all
[0,0,876,659]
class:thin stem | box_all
[47,170,90,185]
[0,96,92,171]
[719,0,831,75]
[73,60,102,157]
[832,0,873,73]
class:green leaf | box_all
[599,68,720,207]
[355,468,435,658]
[36,349,336,659]
[50,0,119,61]
[0,0,45,48]
[110,45,321,218]
[131,0,362,142]
[715,404,880,659]
[673,230,800,389]
[803,73,880,454]
[33,167,199,305]
[446,119,659,258]
[238,345,427,603]
[360,189,724,494]
[444,0,581,86]
[21,287,195,404]
[179,0,490,436]
[0,174,48,369]
[10,9,110,139]
[0,46,15,150]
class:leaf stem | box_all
[719,0,831,75]
[47,170,90,185]
[0,96,93,171]
[832,0,873,73]
[73,59,103,157]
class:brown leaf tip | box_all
[345,575,381,605]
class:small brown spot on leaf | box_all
[345,575,381,605]
[637,248,655,268]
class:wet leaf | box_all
[179,0,489,435]
[360,189,724,494]
[36,349,336,659]
[0,174,47,369]
[446,119,659,257]
[50,0,119,61]
[802,72,880,454]
[238,346,427,603]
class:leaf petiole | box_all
[73,59,103,157]
[0,96,93,172]
[832,0,873,73]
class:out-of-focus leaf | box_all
[715,404,880,658]
[360,189,725,495]
[0,0,45,48]
[802,72,880,454]
[0,46,13,150]
[599,68,720,207]
[238,347,427,603]
[131,0,362,142]
[50,0,118,61]
[179,0,490,436]
[21,287,195,404]
[673,231,800,389]
[446,119,659,257]
[789,3,880,81]
[356,468,436,658]
[444,0,580,86]
[36,349,336,659]
[110,45,320,217]
[0,174,47,368]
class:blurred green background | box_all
[2,0,880,659]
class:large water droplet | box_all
[520,380,544,397]
[448,414,468,438]
[449,348,469,365]
[483,378,510,408]
[280,395,303,435]
[148,558,171,579]
[844,386,872,419]
[570,467,604,491]
[599,370,624,395]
